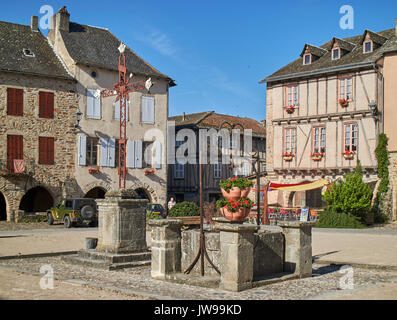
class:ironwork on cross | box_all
[99,43,153,189]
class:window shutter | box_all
[127,140,135,168]
[100,137,108,166]
[86,89,94,119]
[93,91,101,119]
[108,138,116,167]
[7,135,23,171]
[7,88,23,116]
[16,89,23,116]
[47,92,54,119]
[78,135,87,166]
[39,137,47,164]
[142,96,154,123]
[115,99,129,121]
[135,140,142,168]
[153,140,162,169]
[47,137,54,165]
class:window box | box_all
[311,152,324,161]
[88,166,100,174]
[283,105,296,114]
[342,150,356,160]
[144,168,155,175]
[283,152,295,162]
[339,98,349,107]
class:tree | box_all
[375,133,390,204]
[322,159,372,222]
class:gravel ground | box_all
[0,256,396,300]
[0,221,64,232]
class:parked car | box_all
[146,203,167,219]
[47,198,98,228]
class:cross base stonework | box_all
[63,191,150,270]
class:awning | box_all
[269,179,329,191]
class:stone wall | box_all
[385,152,397,220]
[181,228,284,277]
[0,72,79,220]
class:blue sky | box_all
[2,0,397,121]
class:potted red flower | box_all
[219,176,253,201]
[342,149,355,160]
[311,152,324,161]
[144,168,155,175]
[88,167,100,174]
[283,152,295,161]
[339,98,349,107]
[283,105,296,114]
[216,198,255,222]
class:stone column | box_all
[96,196,148,254]
[149,219,183,279]
[214,219,258,292]
[278,221,316,278]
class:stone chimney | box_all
[31,16,38,32]
[182,112,186,121]
[53,6,70,32]
[395,18,397,36]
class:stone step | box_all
[77,250,151,264]
[62,255,151,271]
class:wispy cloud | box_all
[208,66,251,98]
[133,25,178,58]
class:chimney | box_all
[31,16,38,32]
[182,112,186,121]
[395,18,397,36]
[55,6,70,32]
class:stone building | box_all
[0,17,79,221]
[167,111,266,204]
[260,24,396,211]
[47,7,175,208]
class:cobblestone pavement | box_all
[0,256,396,300]
[0,221,64,232]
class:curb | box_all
[0,251,78,261]
[313,259,397,271]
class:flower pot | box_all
[340,102,349,107]
[283,156,294,162]
[221,187,242,201]
[343,154,354,160]
[220,207,251,222]
[241,187,251,198]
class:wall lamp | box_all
[74,109,83,129]
[368,101,378,120]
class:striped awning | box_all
[269,179,329,191]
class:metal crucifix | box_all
[100,43,153,189]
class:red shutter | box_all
[39,92,54,119]
[7,88,23,116]
[7,135,23,172]
[39,137,54,165]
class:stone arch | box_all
[0,191,7,221]
[19,186,54,213]
[84,187,107,199]
[129,182,158,203]
[82,182,112,198]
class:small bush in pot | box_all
[219,176,254,192]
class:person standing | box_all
[168,197,176,211]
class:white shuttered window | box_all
[141,96,154,124]
[86,89,101,119]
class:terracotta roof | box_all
[56,21,175,86]
[169,111,266,136]
[261,28,397,83]
[0,21,73,80]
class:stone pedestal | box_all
[62,193,151,270]
[149,219,183,279]
[214,219,259,292]
[96,197,148,253]
[278,221,315,278]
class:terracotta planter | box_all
[221,187,242,201]
[220,207,251,222]
[311,154,323,161]
[343,154,354,160]
[340,102,349,107]
[283,156,294,162]
[241,187,251,198]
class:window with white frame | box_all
[86,137,98,166]
[286,85,298,106]
[312,127,326,153]
[339,77,353,100]
[284,128,296,154]
[332,48,340,60]
[214,162,222,178]
[364,40,372,53]
[303,53,311,65]
[344,123,358,152]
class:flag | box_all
[13,159,25,174]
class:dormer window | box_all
[364,40,373,53]
[332,48,340,60]
[23,49,34,57]
[303,53,311,65]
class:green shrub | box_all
[315,208,366,229]
[168,201,200,217]
[219,177,254,191]
[374,211,389,224]
[322,160,372,223]
[146,212,163,221]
